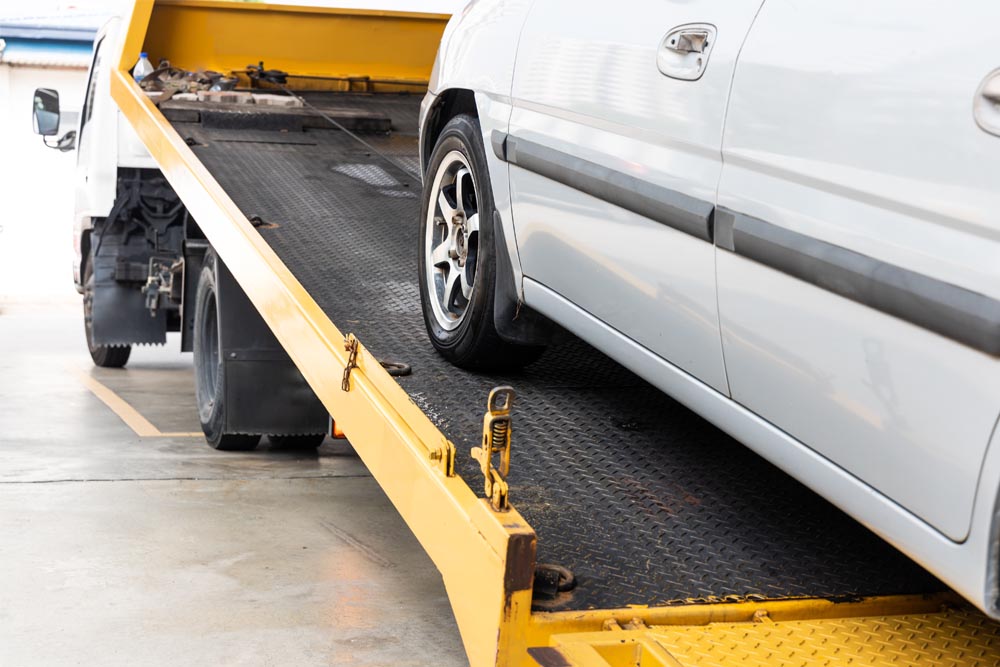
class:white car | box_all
[416,0,1000,617]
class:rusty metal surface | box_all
[178,93,942,611]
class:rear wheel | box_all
[83,261,131,368]
[418,114,544,370]
[193,251,260,451]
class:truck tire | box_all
[269,433,326,449]
[193,250,260,451]
[418,114,544,370]
[83,261,131,368]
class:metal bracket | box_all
[141,256,182,316]
[341,334,359,391]
[471,386,515,512]
[429,438,457,477]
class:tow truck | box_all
[34,1,1000,664]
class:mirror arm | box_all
[42,130,76,152]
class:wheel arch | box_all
[421,88,478,175]
[419,89,553,349]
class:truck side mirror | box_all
[32,88,61,136]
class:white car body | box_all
[422,0,1000,617]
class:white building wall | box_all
[0,63,87,305]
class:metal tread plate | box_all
[649,609,1000,666]
[177,93,942,611]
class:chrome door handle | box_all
[667,29,709,54]
[974,69,1000,137]
[658,24,716,81]
[981,76,1000,104]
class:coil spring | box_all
[490,417,509,450]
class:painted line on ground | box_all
[75,371,202,438]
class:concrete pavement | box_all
[0,302,468,666]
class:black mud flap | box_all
[223,358,328,435]
[493,211,553,346]
[91,252,167,346]
[214,252,329,436]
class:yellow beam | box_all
[524,593,962,646]
[113,3,535,666]
[140,0,447,90]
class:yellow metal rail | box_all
[114,4,535,666]
[112,3,1000,666]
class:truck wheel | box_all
[83,261,131,368]
[418,114,544,370]
[269,434,326,449]
[194,251,260,451]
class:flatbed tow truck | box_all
[80,1,1000,664]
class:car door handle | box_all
[658,24,716,81]
[983,79,1000,104]
[666,29,710,54]
[974,68,1000,137]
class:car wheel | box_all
[194,250,261,451]
[83,261,131,368]
[418,114,544,370]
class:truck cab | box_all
[31,15,327,449]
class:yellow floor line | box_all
[75,371,201,438]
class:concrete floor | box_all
[0,302,468,666]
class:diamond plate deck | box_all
[650,609,1000,666]
[176,93,943,611]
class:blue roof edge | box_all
[0,24,98,43]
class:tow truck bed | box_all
[174,93,941,612]
[111,2,1000,664]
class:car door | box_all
[715,0,1000,541]
[506,0,764,394]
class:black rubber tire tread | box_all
[83,261,132,368]
[418,114,544,371]
[193,250,260,451]
[268,433,326,449]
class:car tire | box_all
[193,250,260,451]
[418,114,544,371]
[83,261,131,368]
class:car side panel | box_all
[716,0,1000,541]
[507,0,764,393]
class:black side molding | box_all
[492,131,714,242]
[492,127,999,355]
[718,206,1000,356]
[491,130,508,161]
